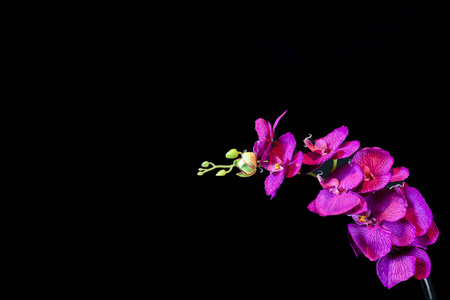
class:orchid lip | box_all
[364,172,375,181]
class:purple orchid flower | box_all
[253,110,287,161]
[376,218,438,289]
[348,187,416,261]
[307,163,367,216]
[261,132,302,200]
[303,126,360,166]
[376,245,431,289]
[352,147,409,193]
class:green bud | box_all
[235,152,257,176]
[201,161,209,168]
[197,172,204,176]
[216,170,227,176]
[236,172,252,178]
[225,149,239,159]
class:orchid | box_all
[376,217,439,289]
[348,187,416,261]
[261,132,302,200]
[352,147,409,193]
[303,126,360,166]
[307,163,366,216]
[197,110,439,296]
[377,245,431,289]
[253,110,287,161]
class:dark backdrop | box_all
[172,5,447,299]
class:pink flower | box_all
[376,218,438,289]
[303,126,360,166]
[348,187,416,261]
[307,163,366,216]
[376,246,431,289]
[253,110,287,161]
[352,147,410,193]
[261,132,302,200]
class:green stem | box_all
[331,159,338,172]
[198,162,236,176]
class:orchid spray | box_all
[197,110,439,296]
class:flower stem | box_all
[331,159,338,172]
[420,277,436,300]
[197,162,236,176]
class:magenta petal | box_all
[331,140,360,160]
[382,219,416,247]
[416,220,439,247]
[376,253,389,287]
[409,248,431,280]
[307,199,317,213]
[337,163,363,191]
[353,147,394,177]
[253,140,261,156]
[286,151,303,178]
[389,167,409,182]
[344,192,367,215]
[314,190,361,216]
[404,187,433,236]
[272,110,287,134]
[302,126,348,165]
[365,188,407,222]
[348,231,363,257]
[302,151,325,165]
[348,223,392,261]
[255,118,269,143]
[254,118,270,159]
[323,163,353,182]
[322,125,348,150]
[271,132,296,162]
[376,252,416,289]
[264,170,286,200]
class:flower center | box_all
[329,186,345,195]
[363,171,375,181]
[275,163,281,170]
[357,213,378,225]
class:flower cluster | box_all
[197,110,439,290]
[306,144,438,289]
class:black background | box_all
[170,5,447,299]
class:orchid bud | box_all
[225,149,239,159]
[235,152,257,177]
[236,172,253,178]
[201,161,209,168]
[216,170,227,176]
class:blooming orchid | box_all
[307,163,366,216]
[377,245,431,289]
[303,126,360,166]
[348,187,416,261]
[352,147,409,193]
[261,132,302,200]
[253,110,287,161]
[376,217,439,289]
[198,110,439,295]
